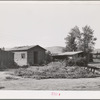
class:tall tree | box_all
[65,25,97,63]
[64,26,81,51]
[65,25,96,52]
[81,25,97,52]
[80,26,97,62]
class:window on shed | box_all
[21,53,25,59]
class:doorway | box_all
[34,51,38,64]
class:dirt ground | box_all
[0,70,100,90]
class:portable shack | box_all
[7,45,46,66]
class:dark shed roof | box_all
[6,45,46,51]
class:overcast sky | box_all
[0,1,100,48]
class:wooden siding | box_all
[27,46,45,65]
[0,50,14,68]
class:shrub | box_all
[67,59,75,66]
[15,68,34,77]
[66,57,88,67]
[76,57,88,66]
[21,65,28,68]
[14,61,100,79]
[45,51,52,64]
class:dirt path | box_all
[0,71,100,90]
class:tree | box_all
[81,26,97,52]
[64,26,81,51]
[65,25,97,63]
[80,26,97,62]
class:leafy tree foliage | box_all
[64,26,81,51]
[65,25,97,63]
[65,25,96,52]
[80,26,97,52]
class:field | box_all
[0,59,100,90]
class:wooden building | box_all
[0,49,14,68]
[52,51,84,60]
[7,45,46,66]
[91,49,100,59]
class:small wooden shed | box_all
[7,45,46,66]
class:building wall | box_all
[0,50,14,68]
[52,54,79,60]
[27,46,45,65]
[72,54,78,59]
[93,54,100,59]
[14,51,27,66]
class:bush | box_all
[21,65,28,68]
[76,57,88,66]
[66,57,88,67]
[14,61,100,79]
[67,59,75,66]
[15,68,34,77]
[45,51,52,64]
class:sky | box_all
[0,1,100,49]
